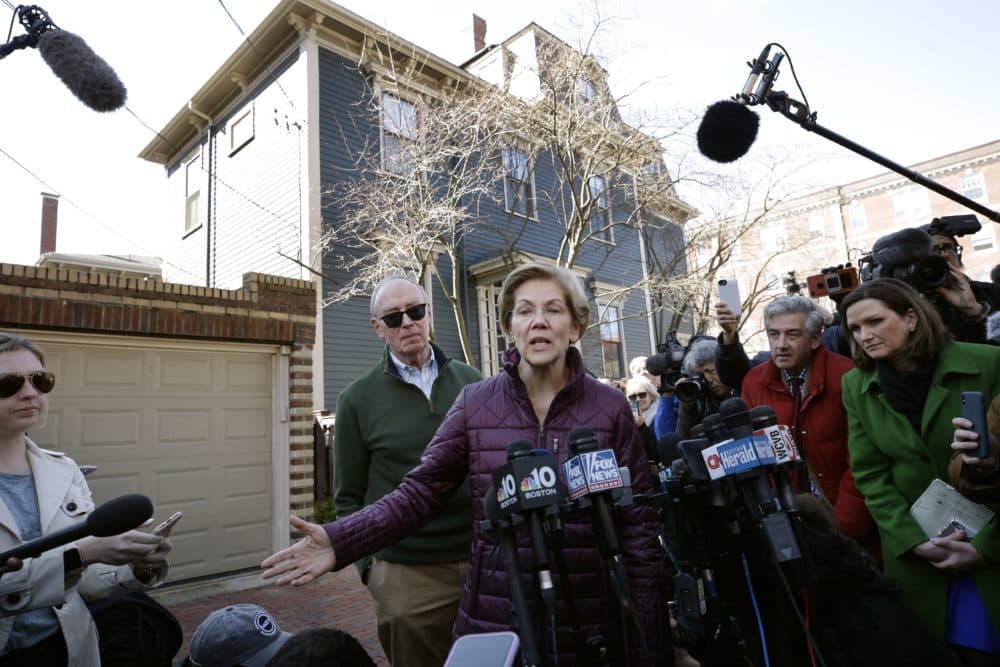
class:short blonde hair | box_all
[626,376,657,397]
[499,262,590,337]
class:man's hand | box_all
[261,515,337,586]
[935,268,984,319]
[714,302,739,344]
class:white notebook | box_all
[909,478,995,539]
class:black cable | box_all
[771,559,828,667]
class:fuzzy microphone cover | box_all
[871,228,933,278]
[37,29,127,112]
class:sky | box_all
[1,0,998,276]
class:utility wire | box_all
[0,144,203,282]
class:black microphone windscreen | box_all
[750,405,778,428]
[655,433,684,465]
[506,439,534,460]
[37,29,127,112]
[86,494,153,537]
[567,426,597,454]
[697,100,759,163]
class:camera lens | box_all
[913,255,951,290]
[674,376,705,403]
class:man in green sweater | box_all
[333,276,481,667]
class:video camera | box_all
[644,331,686,393]
[869,227,951,293]
[805,264,859,299]
[922,214,981,239]
[674,375,709,404]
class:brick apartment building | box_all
[710,138,1000,352]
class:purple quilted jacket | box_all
[326,347,670,665]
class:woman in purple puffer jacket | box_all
[262,262,671,666]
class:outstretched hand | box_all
[261,515,336,586]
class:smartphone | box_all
[629,398,639,416]
[443,631,520,667]
[717,278,742,317]
[153,511,183,537]
[960,391,991,459]
[79,465,98,476]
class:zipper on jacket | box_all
[552,437,559,455]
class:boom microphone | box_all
[37,28,127,112]
[3,5,127,112]
[0,493,154,561]
[696,100,760,163]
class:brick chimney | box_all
[473,14,486,53]
[39,192,59,255]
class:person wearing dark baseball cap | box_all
[181,604,292,667]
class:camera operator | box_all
[674,338,735,438]
[924,216,1000,313]
[871,227,994,345]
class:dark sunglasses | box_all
[628,392,648,400]
[378,303,428,328]
[0,371,56,398]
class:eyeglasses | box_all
[378,303,428,328]
[628,392,648,400]
[0,371,56,398]
[931,243,962,258]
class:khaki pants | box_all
[367,558,468,667]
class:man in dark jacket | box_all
[333,277,481,667]
[740,295,878,554]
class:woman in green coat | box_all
[840,279,1000,666]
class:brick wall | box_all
[0,263,318,518]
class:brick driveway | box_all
[165,567,388,666]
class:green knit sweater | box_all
[332,343,481,579]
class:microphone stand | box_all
[760,88,1000,223]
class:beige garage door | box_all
[23,333,279,581]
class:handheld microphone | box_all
[751,405,800,512]
[750,405,799,463]
[567,426,645,660]
[493,440,562,629]
[6,5,127,112]
[0,494,154,562]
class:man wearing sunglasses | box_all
[332,276,481,667]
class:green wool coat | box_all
[842,341,1000,640]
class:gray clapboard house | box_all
[139,0,694,411]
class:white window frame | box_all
[587,175,614,244]
[502,146,537,219]
[228,104,255,155]
[380,90,420,176]
[960,171,987,202]
[597,300,625,379]
[184,150,202,235]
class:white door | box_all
[24,333,279,581]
